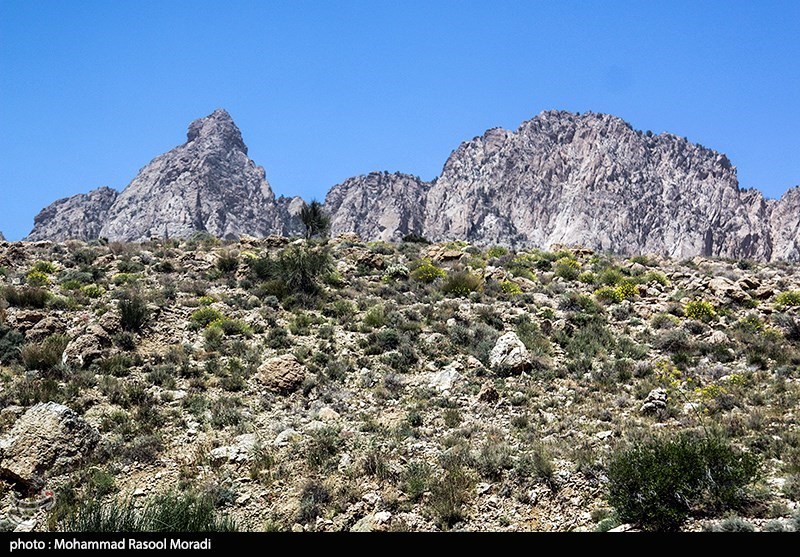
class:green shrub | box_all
[553,257,580,280]
[607,434,760,531]
[297,481,331,523]
[404,461,433,501]
[207,318,253,337]
[597,268,624,286]
[441,270,482,296]
[594,286,622,304]
[277,245,333,296]
[215,251,239,275]
[486,246,508,259]
[20,334,69,372]
[26,270,51,287]
[684,300,717,322]
[306,426,341,470]
[299,199,331,240]
[81,284,104,298]
[3,286,49,308]
[411,259,446,283]
[0,326,24,364]
[190,307,224,328]
[62,491,237,532]
[362,305,386,329]
[402,232,430,244]
[776,290,800,307]
[499,280,522,295]
[615,280,639,300]
[642,271,670,286]
[428,463,472,529]
[32,260,58,274]
[119,292,149,332]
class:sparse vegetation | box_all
[0,236,797,532]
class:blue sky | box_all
[1,0,798,241]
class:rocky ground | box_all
[0,233,798,532]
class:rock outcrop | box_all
[769,186,800,261]
[0,403,99,492]
[325,171,429,242]
[26,187,118,242]
[98,109,285,242]
[331,112,784,260]
[27,110,292,243]
[258,354,306,394]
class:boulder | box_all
[640,388,668,415]
[25,317,67,343]
[489,332,531,374]
[429,366,460,391]
[62,334,104,369]
[0,402,99,492]
[258,354,306,394]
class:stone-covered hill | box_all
[1,234,799,532]
[24,109,800,261]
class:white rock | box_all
[428,367,460,391]
[489,332,531,374]
[318,407,340,421]
[273,429,301,446]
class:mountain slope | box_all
[24,108,799,261]
[26,186,119,242]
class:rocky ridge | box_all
[24,109,800,261]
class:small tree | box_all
[300,200,330,240]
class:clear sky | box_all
[1,0,798,241]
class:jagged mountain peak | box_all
[23,108,800,261]
[185,108,247,153]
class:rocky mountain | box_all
[26,187,119,242]
[326,171,429,242]
[28,110,293,243]
[25,108,800,261]
[329,111,787,261]
[769,186,800,261]
[0,232,5,242]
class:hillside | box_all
[1,234,799,532]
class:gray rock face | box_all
[423,113,773,260]
[325,171,430,242]
[327,112,799,261]
[99,109,283,242]
[26,187,118,242]
[0,231,5,241]
[0,402,99,492]
[769,186,800,261]
[24,108,800,261]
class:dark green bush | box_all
[607,434,760,531]
[119,291,149,332]
[277,245,333,296]
[0,326,24,364]
[297,481,331,523]
[299,200,330,240]
[3,286,49,308]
